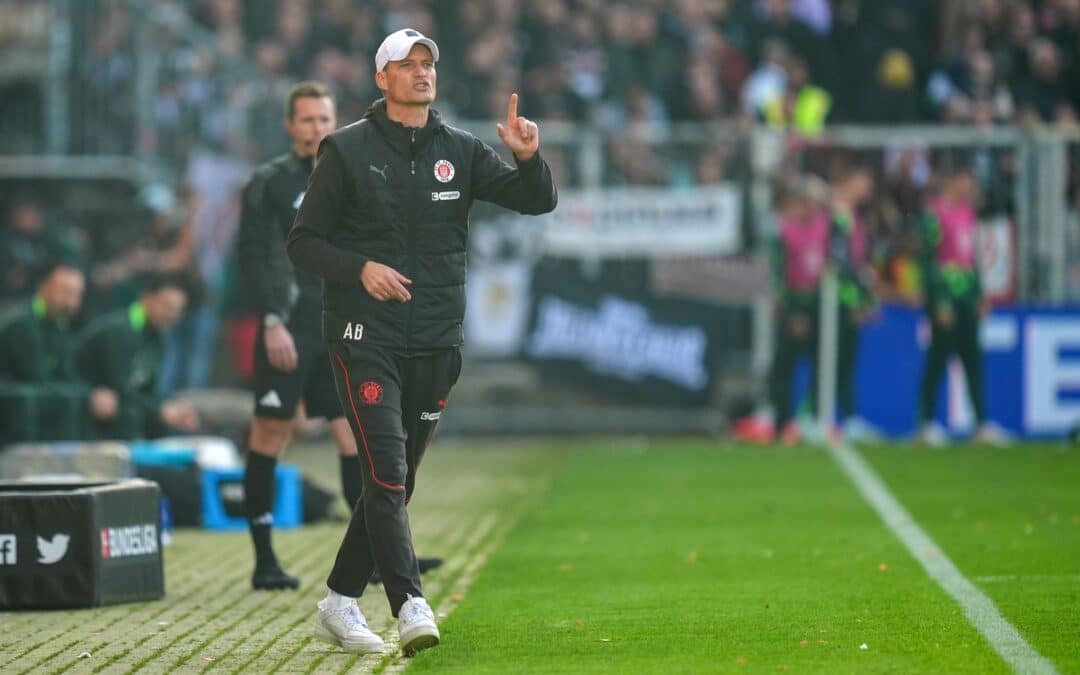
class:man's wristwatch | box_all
[263,313,284,329]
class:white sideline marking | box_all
[974,575,1080,584]
[827,443,1058,675]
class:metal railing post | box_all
[132,0,159,160]
[1013,138,1033,302]
[817,270,839,435]
[45,0,71,153]
[579,128,604,189]
[1047,134,1069,304]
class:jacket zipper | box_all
[405,128,417,348]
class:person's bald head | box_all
[37,264,85,322]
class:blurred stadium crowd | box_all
[4,0,1080,160]
[1,0,1079,439]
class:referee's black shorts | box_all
[252,327,343,420]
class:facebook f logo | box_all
[0,534,16,565]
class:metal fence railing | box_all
[1055,130,1080,302]
[2,0,266,169]
[0,0,54,154]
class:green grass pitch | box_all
[1,439,1077,674]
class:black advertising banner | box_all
[524,258,750,406]
[0,479,163,609]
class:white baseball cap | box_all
[375,28,440,72]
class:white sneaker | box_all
[973,421,1010,446]
[798,416,825,444]
[918,422,948,448]
[313,601,386,654]
[844,417,883,443]
[398,594,439,656]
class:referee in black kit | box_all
[235,81,361,590]
[288,29,557,655]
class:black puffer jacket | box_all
[287,99,557,350]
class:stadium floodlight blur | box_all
[1,0,1079,440]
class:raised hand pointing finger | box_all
[495,92,539,162]
[507,92,519,128]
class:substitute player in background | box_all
[767,177,829,444]
[0,263,118,441]
[235,81,363,591]
[288,29,557,655]
[916,167,1004,445]
[74,273,198,439]
[821,164,878,442]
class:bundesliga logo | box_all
[100,524,159,559]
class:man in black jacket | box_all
[288,28,557,656]
[0,263,117,442]
[74,273,198,439]
[235,81,362,591]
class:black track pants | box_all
[325,341,461,615]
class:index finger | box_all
[507,92,518,125]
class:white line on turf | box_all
[826,442,1059,675]
[973,575,1080,584]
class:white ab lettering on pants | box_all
[343,322,364,341]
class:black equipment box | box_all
[0,479,164,608]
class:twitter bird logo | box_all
[37,534,70,564]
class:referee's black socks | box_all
[244,450,279,569]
